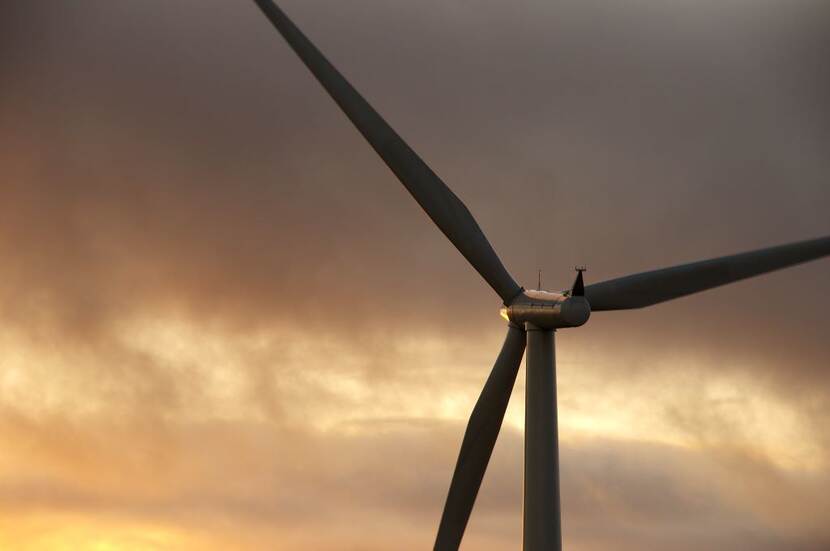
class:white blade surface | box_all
[586,235,830,311]
[252,0,522,303]
[434,324,526,551]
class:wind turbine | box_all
[251,2,830,549]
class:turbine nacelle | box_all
[500,289,591,330]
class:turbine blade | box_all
[585,235,830,311]
[252,0,522,303]
[434,324,526,551]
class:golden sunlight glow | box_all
[0,315,826,549]
[0,515,214,551]
[4,316,821,472]
[1,315,824,472]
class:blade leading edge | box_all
[585,235,830,311]
[252,0,522,303]
[434,323,526,551]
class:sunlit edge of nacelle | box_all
[500,290,591,330]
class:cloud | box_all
[1,405,828,550]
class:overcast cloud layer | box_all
[1,0,829,549]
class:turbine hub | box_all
[500,289,591,330]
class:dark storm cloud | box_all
[3,0,828,326]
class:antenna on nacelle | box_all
[537,269,542,290]
[572,265,587,296]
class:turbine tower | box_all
[251,2,830,549]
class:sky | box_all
[1,0,829,549]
